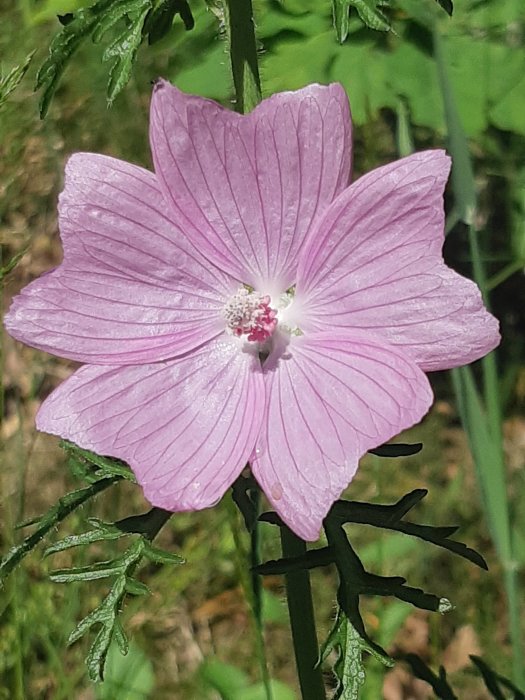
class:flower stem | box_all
[223,3,323,694]
[223,0,261,113]
[280,526,326,700]
[227,491,273,700]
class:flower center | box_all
[223,287,278,342]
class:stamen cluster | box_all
[223,288,278,342]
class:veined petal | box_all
[150,81,351,292]
[251,331,433,541]
[296,151,500,370]
[5,154,236,364]
[37,337,264,511]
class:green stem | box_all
[227,493,273,700]
[224,0,261,113]
[223,3,324,693]
[222,5,273,695]
[250,489,274,700]
[280,527,326,700]
[434,25,523,687]
[486,260,524,291]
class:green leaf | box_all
[59,527,182,681]
[321,608,392,699]
[349,0,390,32]
[50,560,124,583]
[0,477,120,584]
[200,658,249,699]
[34,0,189,116]
[36,0,110,117]
[44,520,124,557]
[61,441,136,482]
[125,578,151,596]
[0,52,34,108]
[332,0,351,43]
[112,619,129,656]
[254,546,333,575]
[103,0,152,105]
[96,640,154,699]
[142,542,185,565]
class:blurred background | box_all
[1,0,524,697]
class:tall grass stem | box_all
[433,26,524,686]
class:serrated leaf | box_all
[142,542,185,565]
[321,609,391,700]
[91,0,145,43]
[0,477,120,584]
[62,526,180,681]
[103,0,152,105]
[35,0,160,117]
[36,0,110,117]
[50,560,123,583]
[61,441,136,482]
[350,0,390,32]
[68,605,109,645]
[44,522,124,557]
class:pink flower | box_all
[5,81,499,541]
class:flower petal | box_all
[150,80,351,292]
[251,331,433,541]
[37,337,264,511]
[296,151,500,370]
[5,154,235,364]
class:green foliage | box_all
[319,609,393,700]
[348,0,390,33]
[0,477,121,584]
[47,508,180,682]
[258,489,487,695]
[0,52,34,109]
[257,0,525,137]
[32,0,458,118]
[35,0,194,116]
[95,640,155,699]
[62,440,137,483]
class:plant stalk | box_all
[280,527,326,700]
[224,0,261,113]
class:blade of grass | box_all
[433,26,523,687]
